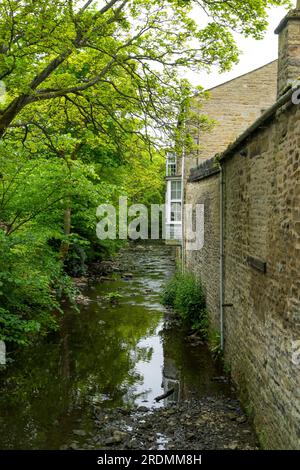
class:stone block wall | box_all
[184,61,278,325]
[185,168,220,331]
[222,102,300,449]
[177,61,278,181]
[190,61,278,164]
[184,89,300,449]
[182,15,300,446]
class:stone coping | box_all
[189,157,220,182]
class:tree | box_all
[0,60,165,260]
[0,0,291,143]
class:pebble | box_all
[83,399,258,450]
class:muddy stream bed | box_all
[0,243,258,450]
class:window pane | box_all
[171,181,182,200]
[166,224,182,240]
[169,225,182,240]
[171,202,181,222]
[167,153,176,163]
[167,163,176,176]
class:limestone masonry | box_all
[179,8,300,449]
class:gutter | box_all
[219,166,224,351]
[181,121,186,273]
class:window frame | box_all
[166,178,182,226]
[166,153,177,177]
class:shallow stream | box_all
[0,243,231,449]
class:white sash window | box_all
[166,153,176,177]
[166,178,182,241]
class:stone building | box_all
[167,7,300,449]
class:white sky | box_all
[186,3,296,90]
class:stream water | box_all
[0,243,232,450]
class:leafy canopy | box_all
[0,0,291,143]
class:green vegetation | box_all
[0,0,289,347]
[209,330,222,360]
[162,272,208,333]
[104,292,122,304]
[162,271,224,360]
[0,133,165,345]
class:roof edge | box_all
[189,156,220,182]
[203,60,278,94]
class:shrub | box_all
[161,275,178,306]
[162,272,208,332]
[0,230,76,345]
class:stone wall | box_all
[184,62,278,326]
[185,172,220,331]
[221,102,300,450]
[185,97,300,449]
[190,61,278,164]
[182,12,300,447]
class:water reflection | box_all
[132,324,164,406]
